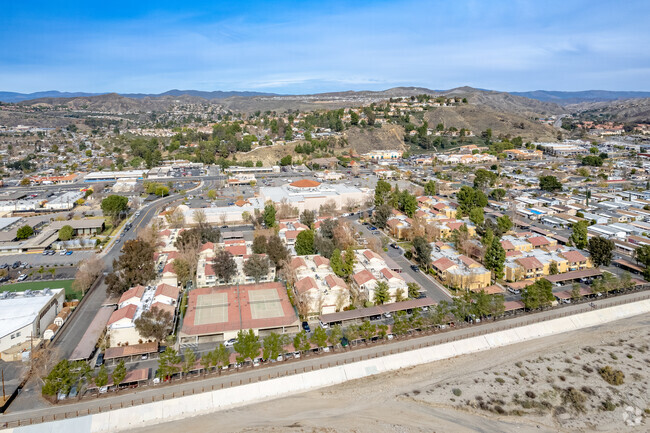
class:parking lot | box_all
[0,250,96,267]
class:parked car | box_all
[301,321,311,332]
[410,265,420,272]
[224,338,237,347]
[95,353,104,368]
[59,250,67,256]
[319,321,329,329]
[17,274,27,282]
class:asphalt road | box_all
[0,251,95,267]
[346,216,452,302]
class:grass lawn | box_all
[0,279,80,300]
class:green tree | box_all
[569,221,589,250]
[295,230,315,255]
[233,329,261,363]
[157,347,181,380]
[266,235,289,268]
[634,244,650,280]
[400,190,418,217]
[212,344,231,370]
[469,207,484,226]
[588,236,615,267]
[412,236,432,269]
[330,248,344,277]
[182,348,196,378]
[473,168,497,190]
[373,281,390,305]
[293,330,311,352]
[342,246,356,277]
[299,209,315,229]
[424,180,437,196]
[243,254,270,283]
[16,225,34,240]
[407,282,421,299]
[372,203,392,229]
[58,225,74,241]
[521,279,554,310]
[94,365,108,388]
[490,188,507,201]
[310,326,328,349]
[538,175,562,192]
[112,360,127,388]
[252,235,267,254]
[214,250,237,283]
[328,325,343,346]
[105,239,156,296]
[549,261,559,275]
[496,215,513,233]
[263,203,276,227]
[484,236,506,280]
[42,360,91,397]
[374,179,392,206]
[359,320,377,341]
[101,195,129,222]
[263,332,288,360]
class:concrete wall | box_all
[11,298,650,433]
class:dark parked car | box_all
[95,353,104,368]
[302,321,311,332]
[410,265,420,272]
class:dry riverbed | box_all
[131,314,650,433]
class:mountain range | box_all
[1,88,650,104]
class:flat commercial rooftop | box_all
[0,289,63,339]
[182,282,298,337]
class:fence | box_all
[2,290,650,429]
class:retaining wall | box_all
[10,299,650,433]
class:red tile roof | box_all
[295,277,318,295]
[432,257,456,271]
[291,257,307,270]
[155,283,179,299]
[118,285,145,305]
[363,249,382,262]
[290,179,321,188]
[325,274,347,289]
[353,269,376,286]
[313,255,330,267]
[561,250,588,263]
[516,256,544,270]
[528,236,550,247]
[225,245,247,257]
[501,240,515,250]
[108,304,137,326]
[380,267,404,281]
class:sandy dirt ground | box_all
[128,314,650,433]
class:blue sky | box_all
[1,0,649,93]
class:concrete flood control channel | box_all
[4,291,650,432]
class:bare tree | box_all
[165,206,185,229]
[192,209,207,227]
[72,255,104,296]
[276,198,299,219]
[319,200,338,217]
[344,198,359,213]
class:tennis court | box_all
[194,293,228,325]
[248,288,284,319]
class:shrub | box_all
[583,346,596,354]
[494,405,505,414]
[598,366,625,385]
[518,370,527,377]
[452,388,462,397]
[495,377,505,384]
[582,365,594,373]
[601,400,616,411]
[525,390,536,399]
[562,387,586,413]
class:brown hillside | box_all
[344,124,406,154]
[423,105,558,141]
